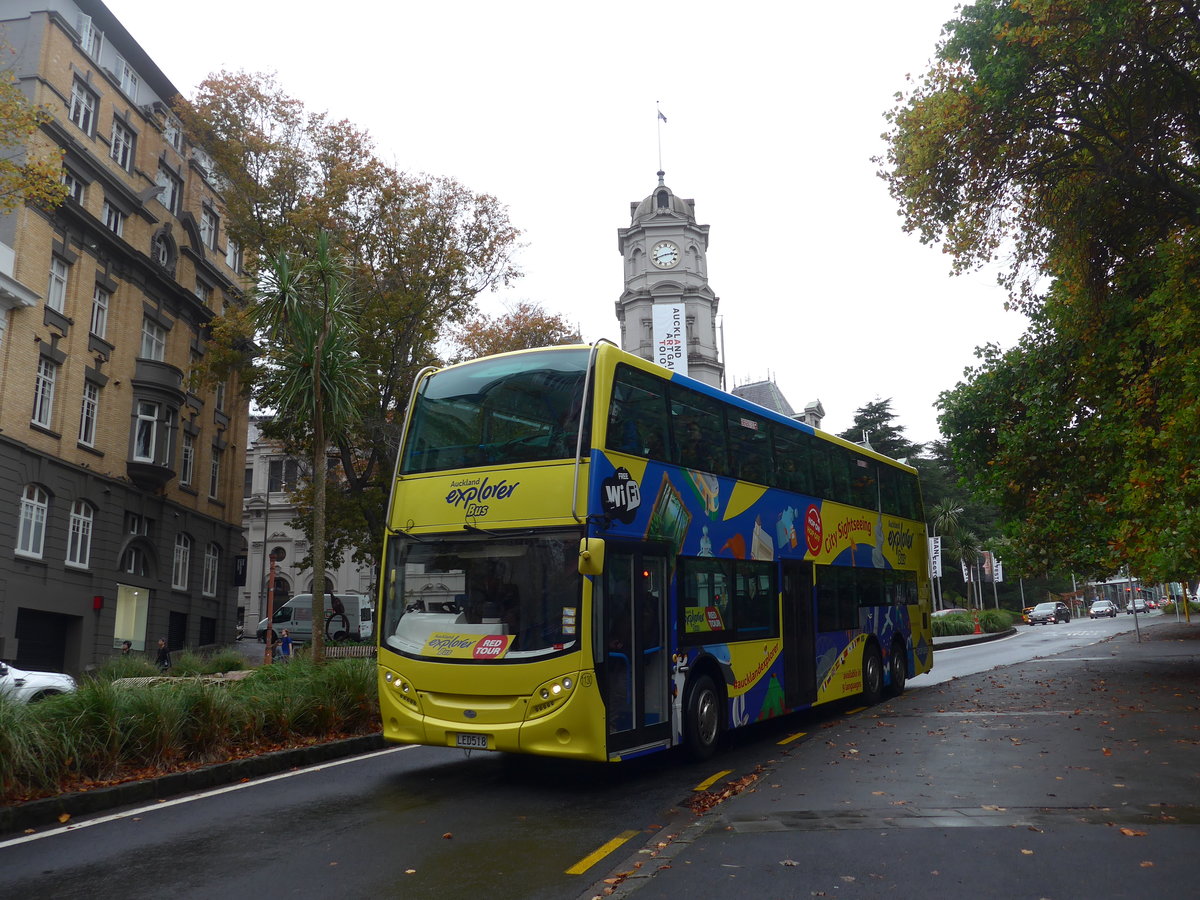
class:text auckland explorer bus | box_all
[378,342,932,762]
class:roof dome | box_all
[631,173,694,223]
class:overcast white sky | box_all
[107,0,1027,447]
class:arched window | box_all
[656,190,669,208]
[203,543,220,597]
[66,500,94,567]
[17,484,49,558]
[172,533,192,590]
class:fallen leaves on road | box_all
[1119,828,1148,837]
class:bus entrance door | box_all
[603,547,670,753]
[781,560,817,709]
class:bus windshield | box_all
[401,348,591,474]
[382,534,581,660]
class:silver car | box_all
[0,661,76,702]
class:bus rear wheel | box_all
[862,643,884,705]
[885,642,907,698]
[684,675,722,761]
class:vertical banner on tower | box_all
[652,303,688,376]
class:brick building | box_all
[0,0,247,673]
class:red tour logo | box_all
[805,505,822,556]
[473,636,510,659]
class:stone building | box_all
[616,172,724,389]
[241,418,374,629]
[0,0,247,673]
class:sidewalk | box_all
[590,619,1200,899]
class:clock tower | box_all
[616,172,724,389]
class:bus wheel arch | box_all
[682,664,725,761]
[861,638,884,705]
[885,639,908,698]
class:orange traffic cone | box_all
[973,611,982,635]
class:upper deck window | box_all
[401,349,591,474]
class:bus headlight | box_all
[527,675,576,720]
[384,670,419,709]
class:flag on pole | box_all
[658,109,668,123]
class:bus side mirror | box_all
[578,538,605,576]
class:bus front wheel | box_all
[684,675,722,761]
[862,644,884,705]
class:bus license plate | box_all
[455,733,489,750]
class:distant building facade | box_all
[241,419,373,626]
[0,0,247,673]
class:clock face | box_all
[651,241,680,268]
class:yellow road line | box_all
[777,730,807,745]
[693,769,733,791]
[565,829,640,876]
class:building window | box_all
[152,233,172,268]
[76,14,103,58]
[155,166,182,215]
[194,280,212,307]
[79,381,99,446]
[62,169,85,203]
[47,257,68,313]
[122,545,148,576]
[214,380,226,412]
[141,318,167,361]
[172,533,191,590]
[115,57,139,101]
[17,484,49,558]
[32,357,56,428]
[69,79,97,134]
[90,285,109,338]
[126,511,149,535]
[203,544,220,597]
[163,116,182,152]
[225,239,241,272]
[134,400,159,461]
[180,432,195,487]
[209,446,222,498]
[66,500,94,568]
[102,201,125,236]
[268,458,300,493]
[200,207,218,249]
[110,119,136,171]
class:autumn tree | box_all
[451,300,581,362]
[835,398,923,461]
[178,71,522,574]
[880,0,1200,583]
[0,66,66,212]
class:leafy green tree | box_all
[179,71,522,575]
[451,300,581,362]
[255,234,370,663]
[880,0,1200,583]
[836,398,923,460]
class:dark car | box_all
[1089,599,1117,618]
[1028,601,1071,625]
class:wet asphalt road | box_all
[589,617,1200,899]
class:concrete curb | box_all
[0,733,384,836]
[933,626,1018,650]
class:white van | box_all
[261,593,375,643]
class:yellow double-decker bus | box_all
[378,342,932,761]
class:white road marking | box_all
[0,744,417,848]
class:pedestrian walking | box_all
[280,628,293,662]
[120,640,132,656]
[155,638,171,672]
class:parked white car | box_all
[0,661,76,703]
